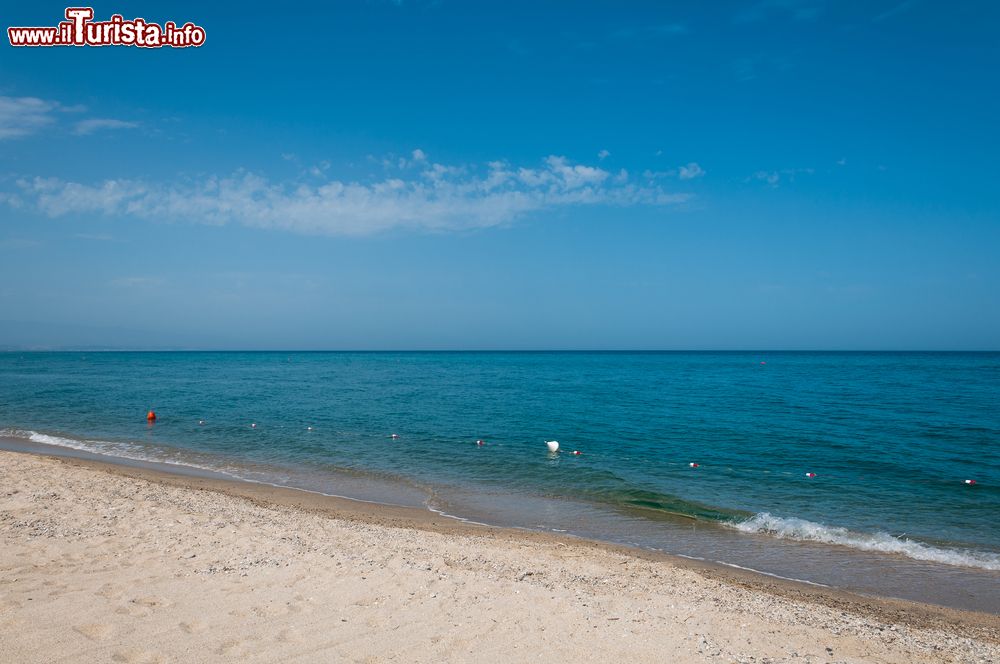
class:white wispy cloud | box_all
[598,149,611,160]
[752,170,782,186]
[308,160,331,177]
[73,118,140,135]
[10,154,691,237]
[0,96,58,139]
[747,167,815,187]
[642,162,706,181]
[0,94,138,139]
[678,162,705,180]
[22,179,150,216]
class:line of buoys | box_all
[137,415,985,489]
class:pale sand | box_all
[1,450,997,663]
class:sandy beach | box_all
[0,449,997,663]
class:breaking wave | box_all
[732,512,1000,571]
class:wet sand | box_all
[1,449,997,662]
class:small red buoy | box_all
[476,439,485,446]
[572,450,582,456]
[689,462,699,468]
[965,479,976,485]
[806,472,816,478]
[760,361,766,365]
[146,410,156,422]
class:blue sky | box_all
[1,0,997,349]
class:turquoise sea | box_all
[1,351,998,612]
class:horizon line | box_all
[2,348,998,354]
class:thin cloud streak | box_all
[0,94,135,139]
[11,154,692,237]
[642,162,706,181]
[73,118,140,135]
[746,167,815,187]
[0,96,58,139]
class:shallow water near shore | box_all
[1,351,998,612]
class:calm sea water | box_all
[2,351,998,611]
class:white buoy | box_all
[307,426,313,431]
[391,433,399,439]
[546,440,560,453]
[251,423,257,429]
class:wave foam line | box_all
[732,512,1000,571]
[673,554,831,587]
[1,429,430,513]
[17,430,162,463]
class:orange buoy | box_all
[146,410,157,422]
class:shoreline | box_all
[5,436,1000,622]
[4,431,1000,613]
[3,446,998,642]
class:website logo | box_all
[8,7,206,48]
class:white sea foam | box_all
[6,427,1000,574]
[732,512,1000,571]
[18,429,147,459]
[0,429,430,512]
[0,428,237,479]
